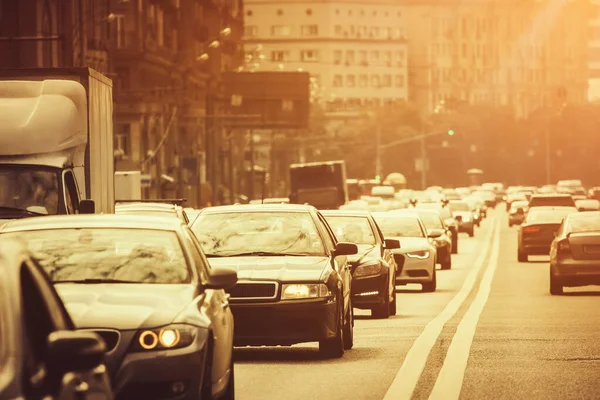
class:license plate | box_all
[584,245,600,254]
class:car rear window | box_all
[372,215,424,238]
[324,216,376,245]
[529,196,576,208]
[525,208,578,224]
[568,214,600,233]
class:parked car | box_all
[371,211,438,292]
[549,211,600,295]
[517,206,578,262]
[191,204,358,358]
[1,215,237,400]
[0,238,113,400]
[322,210,400,318]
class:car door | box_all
[25,259,113,400]
[316,212,351,312]
[372,219,396,299]
[184,228,233,395]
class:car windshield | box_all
[325,215,376,245]
[3,228,190,284]
[525,208,578,224]
[449,202,470,212]
[372,215,424,238]
[529,196,576,207]
[415,212,444,230]
[568,214,600,233]
[192,212,326,256]
[0,167,59,215]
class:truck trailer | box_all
[0,67,114,221]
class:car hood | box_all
[347,244,379,265]
[55,284,197,330]
[387,236,431,252]
[208,256,330,282]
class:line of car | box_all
[0,193,489,400]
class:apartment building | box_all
[243,0,409,110]
[404,0,591,118]
[589,0,600,101]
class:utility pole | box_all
[420,128,428,190]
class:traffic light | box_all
[448,129,455,136]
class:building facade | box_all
[404,0,591,118]
[243,0,409,110]
[589,0,600,101]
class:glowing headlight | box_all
[354,262,382,278]
[281,283,331,300]
[406,250,431,259]
[135,325,195,351]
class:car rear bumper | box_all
[394,253,435,284]
[552,260,600,287]
[231,299,338,346]
[352,273,388,308]
[113,329,210,400]
[458,221,474,232]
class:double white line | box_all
[384,215,501,400]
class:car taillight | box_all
[557,240,571,256]
[522,226,540,233]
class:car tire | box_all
[422,269,437,292]
[372,284,390,319]
[389,289,397,316]
[441,255,452,270]
[468,228,474,237]
[343,304,354,350]
[451,235,458,254]
[509,222,513,227]
[550,273,563,295]
[319,300,345,358]
[221,357,235,400]
[518,249,528,262]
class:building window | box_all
[371,50,380,62]
[334,25,342,36]
[382,75,391,87]
[116,124,131,158]
[301,25,318,36]
[244,25,258,37]
[247,9,253,16]
[306,8,312,15]
[277,9,283,15]
[271,51,289,62]
[41,0,53,67]
[395,75,405,87]
[271,25,291,36]
[383,51,391,65]
[359,74,368,87]
[346,50,355,64]
[334,50,342,64]
[300,50,319,62]
[346,75,356,87]
[333,75,343,87]
[371,75,380,87]
[359,51,368,65]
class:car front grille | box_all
[89,329,120,353]
[228,281,279,301]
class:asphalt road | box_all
[234,209,600,400]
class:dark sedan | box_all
[191,204,358,358]
[1,215,237,400]
[550,212,600,295]
[0,238,113,400]
[322,210,400,319]
[518,206,578,262]
[416,203,459,253]
[410,209,453,270]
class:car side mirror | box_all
[384,238,401,249]
[79,199,95,214]
[334,242,358,256]
[428,229,444,238]
[46,330,106,373]
[206,267,238,290]
[455,215,463,222]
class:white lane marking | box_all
[428,215,501,400]
[383,215,498,400]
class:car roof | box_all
[0,214,186,233]
[567,211,600,218]
[528,206,578,212]
[115,202,181,211]
[320,210,371,217]
[199,204,316,214]
[530,194,572,198]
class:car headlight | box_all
[133,324,196,352]
[281,283,332,300]
[354,262,383,278]
[406,250,431,259]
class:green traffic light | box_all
[448,129,455,136]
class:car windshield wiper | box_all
[54,278,139,284]
[0,206,46,216]
[218,251,311,257]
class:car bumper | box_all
[113,329,210,400]
[458,221,474,232]
[552,260,600,287]
[351,273,388,308]
[394,253,435,284]
[434,243,451,263]
[520,239,553,255]
[231,298,338,346]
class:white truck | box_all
[0,67,114,221]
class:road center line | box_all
[383,214,498,400]
[428,215,501,400]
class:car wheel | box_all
[422,269,437,292]
[452,237,458,254]
[343,303,354,350]
[468,228,475,237]
[221,357,235,400]
[518,248,528,262]
[372,286,390,319]
[550,273,563,295]
[319,299,345,358]
[389,288,397,316]
[441,254,452,270]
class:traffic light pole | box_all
[420,128,428,190]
